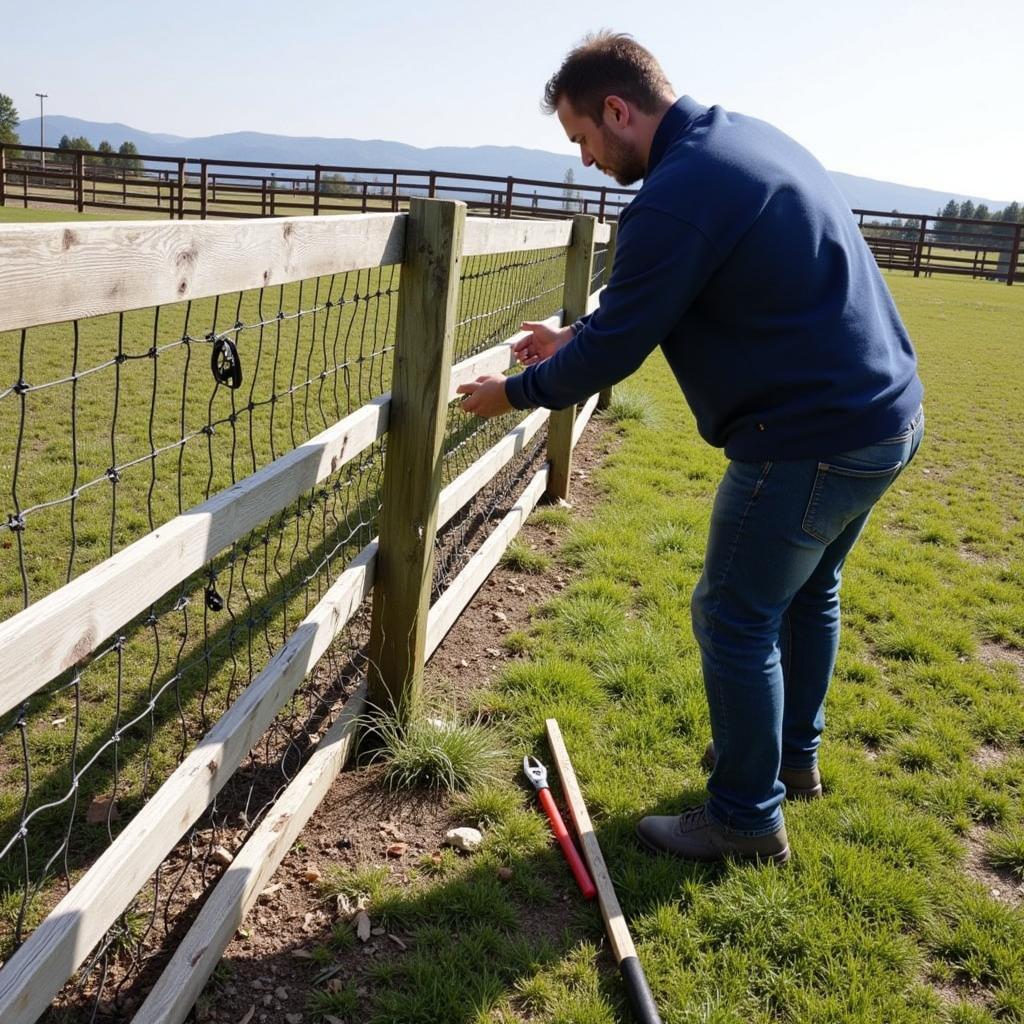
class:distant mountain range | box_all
[17,115,1013,215]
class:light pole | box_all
[35,92,48,173]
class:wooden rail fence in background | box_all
[0,203,612,1023]
[2,143,1020,285]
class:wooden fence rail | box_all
[0,202,611,1023]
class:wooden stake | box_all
[546,718,663,1024]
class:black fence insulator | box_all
[210,337,243,389]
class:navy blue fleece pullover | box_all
[504,97,923,460]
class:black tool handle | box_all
[620,956,663,1024]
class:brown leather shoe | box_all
[635,805,790,864]
[701,741,823,800]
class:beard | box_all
[597,127,646,186]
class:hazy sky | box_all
[5,0,1022,200]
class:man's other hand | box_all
[513,321,575,366]
[456,375,514,418]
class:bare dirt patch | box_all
[977,641,1024,682]
[963,826,1024,909]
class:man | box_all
[457,32,923,864]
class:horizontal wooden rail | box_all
[130,681,367,1024]
[0,213,407,333]
[437,407,550,528]
[0,541,378,1024]
[572,392,601,449]
[426,462,550,656]
[0,396,389,720]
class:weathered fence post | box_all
[913,216,928,278]
[176,160,186,220]
[200,160,208,220]
[313,165,321,216]
[505,177,514,218]
[547,213,597,502]
[73,152,84,212]
[0,146,6,207]
[1007,224,1021,287]
[597,219,618,411]
[367,198,466,712]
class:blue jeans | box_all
[691,407,924,835]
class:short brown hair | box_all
[543,32,674,124]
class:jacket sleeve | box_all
[505,206,720,411]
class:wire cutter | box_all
[523,755,596,900]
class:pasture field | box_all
[246,272,1021,1024]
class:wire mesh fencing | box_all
[0,267,398,1016]
[433,246,568,598]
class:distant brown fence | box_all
[856,208,1021,286]
[1,143,1020,284]
[0,142,635,223]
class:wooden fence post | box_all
[913,216,928,278]
[547,214,596,501]
[74,152,85,212]
[367,198,466,712]
[0,146,6,207]
[176,160,186,220]
[313,165,321,216]
[200,160,208,220]
[597,219,618,411]
[1007,224,1021,287]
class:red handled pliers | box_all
[523,755,596,900]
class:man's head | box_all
[543,32,675,186]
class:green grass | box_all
[320,273,1023,1022]
[500,539,552,573]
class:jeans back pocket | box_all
[801,459,903,545]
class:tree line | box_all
[864,198,1023,243]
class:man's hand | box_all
[513,321,575,366]
[456,375,514,418]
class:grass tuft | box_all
[501,540,552,573]
[601,385,656,427]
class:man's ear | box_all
[604,95,630,127]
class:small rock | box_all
[497,866,514,881]
[386,842,408,858]
[258,883,283,903]
[335,836,352,850]
[492,610,508,623]
[485,647,503,658]
[355,910,372,942]
[51,717,67,727]
[303,863,321,883]
[458,658,469,668]
[275,987,289,1000]
[992,888,1001,897]
[371,926,386,936]
[291,948,313,959]
[444,827,483,853]
[426,718,452,733]
[506,584,526,596]
[286,1015,303,1024]
[211,845,234,867]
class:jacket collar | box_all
[647,96,709,175]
